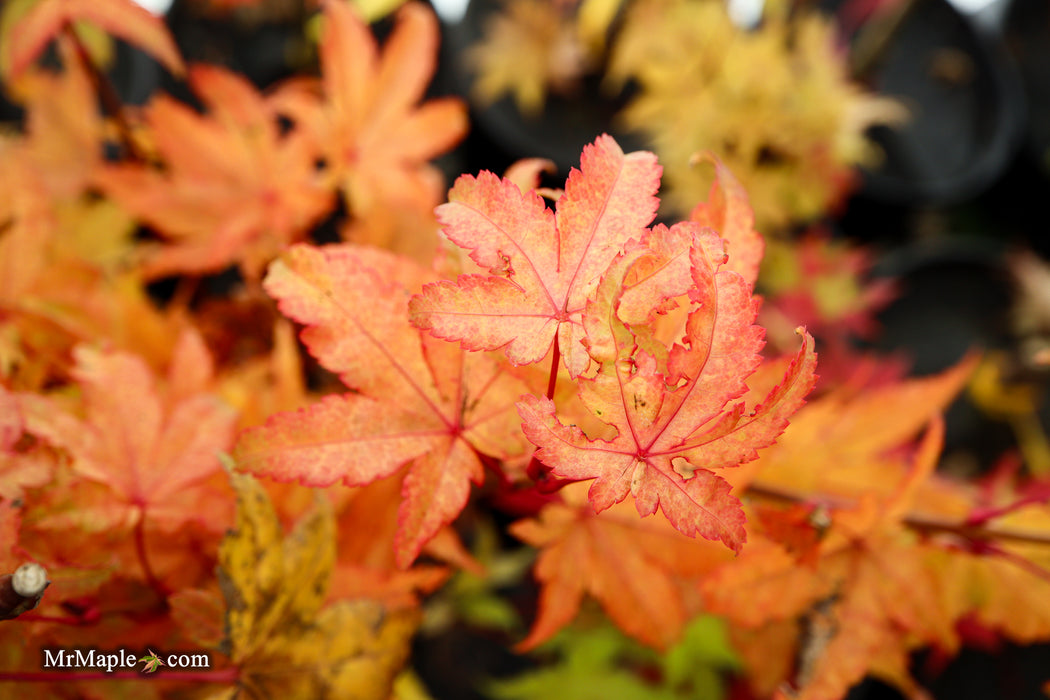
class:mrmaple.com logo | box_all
[42,648,210,673]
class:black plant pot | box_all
[1003,0,1050,178]
[869,235,1014,459]
[835,0,1026,204]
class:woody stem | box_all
[0,668,240,683]
[61,22,147,163]
[133,508,169,599]
[15,612,92,626]
[746,481,1050,548]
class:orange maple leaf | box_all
[0,139,54,311]
[702,360,1001,699]
[688,152,764,287]
[18,330,237,538]
[0,41,106,312]
[708,364,972,628]
[510,483,731,651]
[518,225,817,551]
[274,0,467,250]
[3,0,185,80]
[12,39,105,199]
[329,469,455,610]
[233,244,530,567]
[410,134,662,378]
[0,385,55,501]
[730,354,978,498]
[97,65,335,280]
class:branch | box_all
[61,22,148,163]
[0,564,49,621]
[0,667,239,683]
[133,506,171,600]
[746,481,1050,548]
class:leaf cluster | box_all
[1,3,1050,700]
[467,0,906,230]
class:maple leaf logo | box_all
[138,650,164,674]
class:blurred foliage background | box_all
[4,0,1050,697]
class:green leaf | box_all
[487,626,670,700]
[662,615,740,694]
[488,616,740,700]
[663,615,740,682]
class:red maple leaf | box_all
[409,134,661,377]
[518,226,817,552]
[233,244,530,567]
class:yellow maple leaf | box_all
[610,0,904,230]
[212,472,419,699]
[467,0,591,116]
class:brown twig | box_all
[61,22,148,163]
[746,481,1050,548]
[0,667,240,683]
[133,508,170,600]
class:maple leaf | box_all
[688,152,764,287]
[0,387,19,452]
[410,134,661,378]
[17,330,238,540]
[608,0,903,229]
[510,483,732,650]
[757,231,901,391]
[467,0,590,116]
[233,244,529,567]
[97,64,335,280]
[9,38,105,199]
[0,139,53,314]
[501,157,558,196]
[916,462,1050,649]
[2,0,185,80]
[0,385,55,500]
[518,225,817,551]
[329,469,457,610]
[138,649,165,673]
[0,40,110,323]
[214,471,418,699]
[700,360,1009,699]
[273,0,467,252]
[706,364,978,627]
[784,475,977,700]
[728,354,978,496]
[707,511,949,698]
